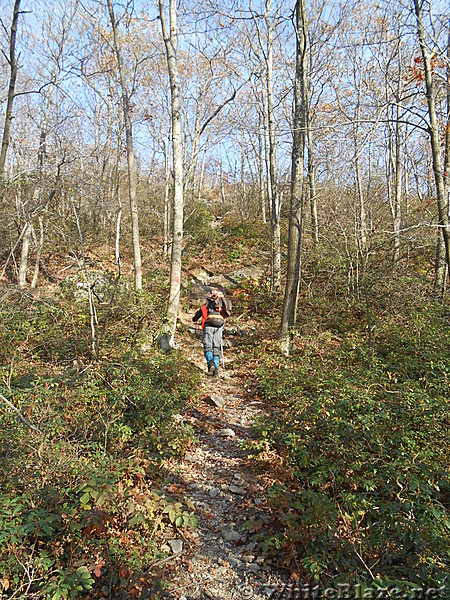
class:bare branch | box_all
[0,393,41,434]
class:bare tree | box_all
[413,0,450,271]
[157,0,184,351]
[433,24,450,297]
[18,1,78,289]
[377,8,407,266]
[0,0,21,179]
[264,1,282,291]
[388,60,404,266]
[279,0,307,356]
[107,0,142,291]
[250,1,282,290]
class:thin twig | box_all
[0,222,28,280]
[130,551,183,586]
[71,199,97,359]
[353,546,377,581]
[0,392,41,433]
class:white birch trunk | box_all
[158,0,184,350]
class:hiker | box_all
[192,290,231,377]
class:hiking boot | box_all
[207,360,215,376]
[212,367,219,377]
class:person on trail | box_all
[192,290,231,377]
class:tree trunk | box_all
[197,148,207,201]
[262,79,273,222]
[240,133,246,219]
[164,135,171,258]
[158,0,184,351]
[413,0,450,272]
[220,141,226,204]
[265,4,281,291]
[434,232,447,297]
[107,0,142,291]
[433,25,450,298]
[115,191,122,274]
[306,98,318,244]
[0,0,21,179]
[354,89,367,253]
[279,0,307,356]
[31,216,44,289]
[387,45,404,267]
[387,98,403,267]
[258,114,267,223]
[18,219,31,288]
[72,199,97,360]
[185,105,201,192]
[392,103,402,266]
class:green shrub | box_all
[0,291,200,598]
[252,301,450,590]
[184,199,222,248]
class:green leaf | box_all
[190,515,198,528]
[431,507,441,520]
[79,492,90,506]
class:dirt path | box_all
[160,329,289,600]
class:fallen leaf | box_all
[93,558,105,578]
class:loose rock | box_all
[224,555,242,568]
[240,554,255,564]
[222,528,241,543]
[228,485,246,495]
[219,428,236,437]
[170,539,183,554]
[162,325,289,599]
[248,564,261,573]
[204,394,226,409]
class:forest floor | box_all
[2,230,449,597]
[157,313,290,600]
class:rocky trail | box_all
[158,320,290,600]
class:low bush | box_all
[250,299,449,591]
[0,289,200,599]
